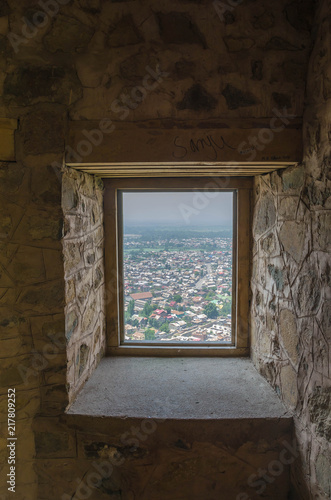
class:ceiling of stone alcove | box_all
[2,0,316,170]
[3,0,315,123]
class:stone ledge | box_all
[66,357,292,421]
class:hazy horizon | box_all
[122,191,233,227]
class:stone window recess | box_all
[62,167,106,404]
[62,170,252,397]
[104,176,252,357]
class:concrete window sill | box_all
[66,357,291,421]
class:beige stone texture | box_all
[251,1,331,498]
[280,364,298,408]
[0,118,17,161]
[279,309,299,364]
[0,0,329,498]
[62,168,106,402]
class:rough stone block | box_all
[312,211,331,251]
[20,109,65,155]
[7,246,45,285]
[65,278,76,304]
[0,118,17,161]
[0,203,23,239]
[279,220,307,263]
[293,257,321,317]
[30,164,62,207]
[66,309,79,343]
[267,261,289,295]
[35,431,72,457]
[260,230,281,257]
[177,83,217,111]
[16,210,63,242]
[0,355,40,389]
[319,299,331,342]
[0,162,25,194]
[315,451,331,497]
[43,248,64,281]
[222,84,259,109]
[4,65,82,105]
[107,15,142,47]
[253,191,276,237]
[224,36,255,52]
[280,364,298,408]
[278,196,299,220]
[43,15,94,53]
[279,309,299,364]
[157,12,206,47]
[78,343,90,377]
[18,281,64,313]
[63,241,83,274]
[1,334,33,358]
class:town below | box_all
[123,226,233,344]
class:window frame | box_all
[104,177,252,357]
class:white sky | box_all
[122,191,233,226]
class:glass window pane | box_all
[121,190,234,344]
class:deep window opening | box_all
[104,177,251,356]
[120,190,235,345]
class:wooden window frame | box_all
[104,177,252,357]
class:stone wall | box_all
[59,416,293,500]
[251,0,331,497]
[0,0,322,498]
[0,159,64,500]
[62,167,106,403]
[3,0,313,125]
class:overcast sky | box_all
[122,191,233,227]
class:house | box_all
[130,292,153,301]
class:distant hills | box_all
[124,225,233,240]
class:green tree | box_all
[160,322,169,333]
[127,299,135,317]
[142,302,153,317]
[174,294,182,303]
[203,302,219,319]
[149,317,158,328]
[144,328,155,340]
[220,301,232,317]
[205,291,216,301]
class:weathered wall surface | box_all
[0,0,320,498]
[0,160,65,500]
[251,1,331,498]
[57,417,293,500]
[3,0,313,124]
[62,167,106,402]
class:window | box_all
[104,177,251,356]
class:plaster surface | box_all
[67,357,290,420]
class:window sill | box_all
[66,357,290,421]
[108,345,249,357]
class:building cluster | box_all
[123,236,233,343]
